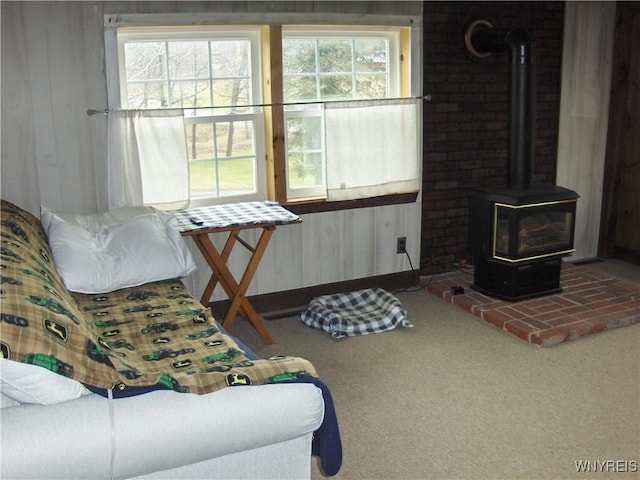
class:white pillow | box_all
[0,358,91,405]
[41,207,196,294]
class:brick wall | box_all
[421,1,565,273]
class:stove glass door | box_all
[494,200,576,261]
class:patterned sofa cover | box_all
[0,199,316,394]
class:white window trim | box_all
[104,12,420,28]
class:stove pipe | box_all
[469,26,535,190]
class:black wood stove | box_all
[465,20,579,301]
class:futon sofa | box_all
[0,199,340,479]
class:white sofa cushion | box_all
[0,392,21,408]
[0,358,91,405]
[0,383,324,480]
[41,206,196,294]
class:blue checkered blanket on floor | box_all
[300,288,413,339]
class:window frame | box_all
[283,106,326,200]
[113,26,267,206]
[280,26,403,201]
[104,12,422,212]
[182,111,267,207]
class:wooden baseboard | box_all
[613,246,640,266]
[208,270,418,318]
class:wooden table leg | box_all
[191,228,275,345]
[196,233,238,305]
[222,227,274,343]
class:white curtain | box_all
[324,98,419,202]
[556,1,615,260]
[107,109,189,211]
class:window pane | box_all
[169,80,211,108]
[187,120,257,198]
[124,39,253,110]
[189,160,216,197]
[168,41,210,79]
[283,40,317,74]
[190,157,255,198]
[283,76,318,103]
[320,75,353,100]
[125,42,166,81]
[354,39,387,73]
[318,39,352,73]
[215,121,256,159]
[287,116,322,150]
[211,41,250,77]
[185,123,214,160]
[287,116,323,189]
[288,152,323,189]
[283,35,392,104]
[212,79,250,110]
[356,74,387,98]
[126,82,168,109]
[217,158,255,195]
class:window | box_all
[282,27,401,200]
[116,27,265,207]
[105,16,420,209]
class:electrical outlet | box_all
[396,237,407,254]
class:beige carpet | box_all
[229,261,639,480]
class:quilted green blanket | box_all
[1,200,316,395]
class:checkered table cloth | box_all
[174,201,300,233]
[300,288,414,340]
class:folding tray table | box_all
[175,201,302,344]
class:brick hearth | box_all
[424,262,639,347]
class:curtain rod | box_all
[87,94,431,116]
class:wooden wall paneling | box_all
[300,212,323,288]
[600,2,640,262]
[12,2,105,215]
[81,2,109,211]
[21,5,59,211]
[337,209,354,281]
[301,210,345,287]
[614,6,640,257]
[372,203,404,275]
[401,199,421,274]
[183,238,208,298]
[599,4,627,258]
[48,4,98,212]
[269,216,305,292]
[243,220,297,297]
[348,207,377,280]
[0,3,40,214]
